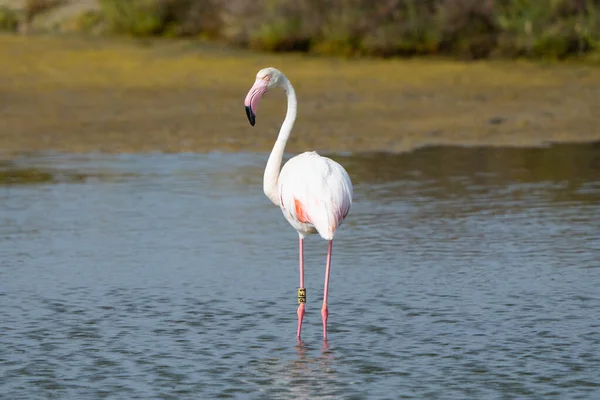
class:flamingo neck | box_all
[263,77,297,206]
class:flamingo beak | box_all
[244,78,269,126]
[245,105,255,126]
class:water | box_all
[1,143,599,399]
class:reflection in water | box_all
[253,341,340,400]
[341,142,600,185]
[1,143,599,399]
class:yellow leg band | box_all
[298,288,306,303]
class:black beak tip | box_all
[245,106,255,126]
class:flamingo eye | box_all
[262,75,271,82]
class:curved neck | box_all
[263,77,297,206]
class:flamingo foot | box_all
[321,303,329,340]
[297,303,305,339]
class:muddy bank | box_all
[0,35,599,156]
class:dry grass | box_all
[0,34,599,155]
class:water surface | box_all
[1,143,599,399]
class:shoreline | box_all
[1,35,599,157]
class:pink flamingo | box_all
[244,67,353,341]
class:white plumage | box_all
[278,151,353,240]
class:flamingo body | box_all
[278,151,352,240]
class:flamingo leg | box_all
[321,240,333,340]
[297,236,305,339]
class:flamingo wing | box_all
[278,152,353,240]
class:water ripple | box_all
[1,144,599,399]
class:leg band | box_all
[298,288,306,303]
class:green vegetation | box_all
[0,6,19,32]
[98,0,220,38]
[2,0,600,60]
[100,0,167,36]
[93,0,600,60]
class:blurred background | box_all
[1,0,600,60]
[1,1,599,399]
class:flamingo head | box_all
[244,67,284,126]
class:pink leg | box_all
[297,236,305,339]
[321,240,333,340]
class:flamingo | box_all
[244,67,353,341]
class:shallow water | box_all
[1,143,599,399]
